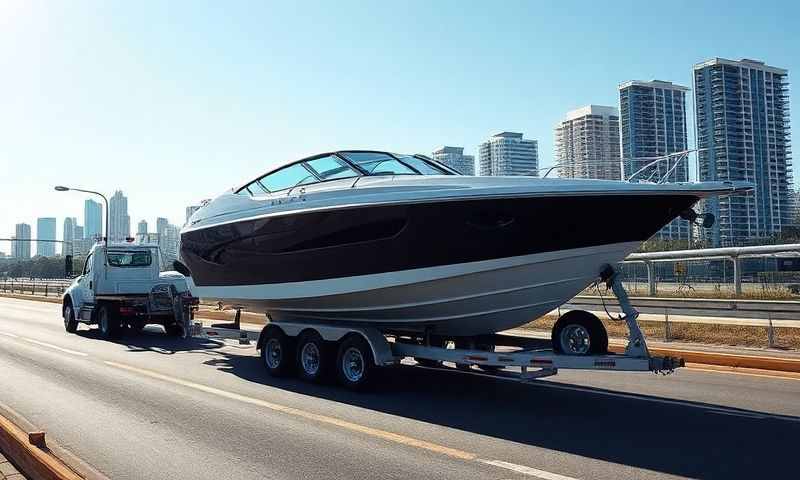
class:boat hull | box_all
[192,241,640,336]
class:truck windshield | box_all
[107,251,152,267]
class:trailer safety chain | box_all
[593,281,622,321]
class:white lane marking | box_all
[22,338,89,357]
[0,331,19,338]
[539,381,800,422]
[103,361,580,480]
[478,459,579,480]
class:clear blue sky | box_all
[1,0,798,254]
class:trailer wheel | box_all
[552,310,608,355]
[296,330,331,383]
[260,327,295,377]
[63,303,78,333]
[97,305,120,339]
[336,335,375,391]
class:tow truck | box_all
[62,242,198,339]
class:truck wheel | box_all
[552,311,608,355]
[63,303,78,333]
[97,305,120,339]
[336,335,375,391]
[296,330,331,383]
[164,323,183,337]
[260,327,295,377]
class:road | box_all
[0,297,798,480]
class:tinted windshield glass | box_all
[260,163,318,192]
[107,251,152,267]
[393,155,448,175]
[305,156,359,180]
[340,152,416,175]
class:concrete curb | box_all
[611,345,800,374]
[0,412,83,480]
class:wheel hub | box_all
[300,342,320,375]
[342,347,364,382]
[561,324,591,355]
[265,338,282,369]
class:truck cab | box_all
[62,242,197,339]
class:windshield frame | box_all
[235,150,460,195]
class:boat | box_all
[179,150,750,336]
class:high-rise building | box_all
[161,224,180,263]
[63,217,77,256]
[36,218,57,257]
[554,105,621,180]
[137,220,148,235]
[84,199,103,240]
[109,190,131,242]
[478,132,538,176]
[155,217,169,249]
[694,58,793,246]
[431,146,475,175]
[185,205,201,223]
[74,225,84,240]
[14,223,31,259]
[619,80,690,240]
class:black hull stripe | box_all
[180,194,698,286]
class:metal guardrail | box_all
[562,295,800,348]
[0,280,71,298]
[625,244,800,296]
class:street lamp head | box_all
[54,186,70,192]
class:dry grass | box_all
[520,315,800,351]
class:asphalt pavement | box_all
[0,297,798,480]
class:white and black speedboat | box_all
[180,150,749,336]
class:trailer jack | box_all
[600,264,649,358]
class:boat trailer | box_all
[204,264,684,390]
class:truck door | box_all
[75,252,95,314]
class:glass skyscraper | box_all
[36,218,56,257]
[694,58,792,246]
[84,199,103,240]
[619,80,690,241]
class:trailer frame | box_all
[244,264,684,389]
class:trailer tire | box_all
[97,304,120,340]
[261,327,295,377]
[552,311,608,355]
[336,335,375,391]
[296,330,332,383]
[63,302,78,333]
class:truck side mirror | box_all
[65,255,73,277]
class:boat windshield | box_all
[237,150,458,195]
[339,152,417,176]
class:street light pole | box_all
[55,186,110,275]
[54,186,109,244]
